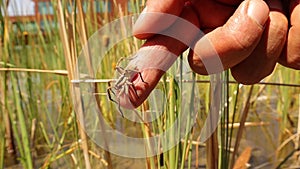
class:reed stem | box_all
[11,72,33,169]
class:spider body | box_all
[107,57,146,117]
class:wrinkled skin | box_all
[121,0,300,108]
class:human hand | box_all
[122,0,299,108]
[277,0,300,70]
[231,0,300,82]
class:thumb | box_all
[189,0,269,75]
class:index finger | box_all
[120,5,199,108]
[133,0,186,39]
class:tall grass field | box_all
[1,0,300,168]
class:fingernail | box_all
[247,0,269,26]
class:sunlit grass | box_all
[1,0,300,169]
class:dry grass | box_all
[1,0,300,169]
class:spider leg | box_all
[107,87,118,104]
[117,99,124,118]
[123,80,138,99]
[138,72,147,84]
[115,66,125,75]
[116,57,126,66]
[130,83,139,99]
[118,85,126,97]
[108,87,125,118]
[107,82,118,103]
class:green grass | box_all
[1,0,300,169]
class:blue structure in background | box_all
[38,1,53,15]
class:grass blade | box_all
[56,1,92,169]
[11,72,33,169]
[230,85,254,168]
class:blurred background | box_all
[1,0,300,169]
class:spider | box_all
[107,57,146,117]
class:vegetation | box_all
[1,0,300,168]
